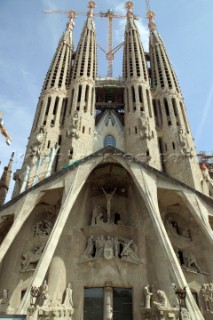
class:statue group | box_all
[83,235,140,263]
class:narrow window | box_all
[53,97,59,115]
[45,97,51,116]
[131,86,136,103]
[77,85,82,103]
[146,89,152,117]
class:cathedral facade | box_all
[0,2,213,320]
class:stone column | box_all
[104,282,113,320]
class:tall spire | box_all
[148,5,206,191]
[58,2,97,168]
[0,152,14,205]
[13,17,75,197]
[123,2,161,169]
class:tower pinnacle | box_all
[87,1,96,17]
[146,10,156,31]
[125,1,134,18]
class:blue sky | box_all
[0,0,213,201]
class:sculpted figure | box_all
[144,285,153,309]
[201,284,210,311]
[183,252,201,273]
[91,205,104,225]
[101,187,116,223]
[22,242,45,271]
[83,235,94,257]
[36,280,50,307]
[104,236,114,260]
[63,283,74,311]
[0,289,8,304]
[153,290,167,309]
[113,237,119,257]
[121,240,140,263]
[95,236,105,258]
[139,112,153,140]
[33,220,53,237]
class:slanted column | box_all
[129,164,205,320]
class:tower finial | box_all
[67,10,76,30]
[87,1,96,17]
[145,0,156,31]
[125,1,134,18]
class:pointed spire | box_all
[42,15,74,93]
[123,1,148,82]
[0,152,14,205]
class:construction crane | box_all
[43,1,138,78]
[0,112,12,146]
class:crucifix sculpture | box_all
[101,187,116,223]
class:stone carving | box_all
[28,128,45,159]
[139,112,153,140]
[63,283,74,312]
[82,235,140,263]
[181,308,191,319]
[66,112,79,139]
[104,236,114,260]
[33,220,53,237]
[144,285,153,309]
[91,205,104,225]
[201,163,213,194]
[21,242,45,271]
[168,219,191,241]
[121,240,141,264]
[95,235,106,258]
[178,127,193,157]
[153,290,167,309]
[101,187,117,223]
[83,235,95,257]
[36,280,50,308]
[182,251,201,273]
[0,289,8,304]
[201,282,213,312]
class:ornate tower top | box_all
[87,1,96,17]
[147,10,156,31]
[145,0,156,31]
[67,11,76,30]
[125,1,134,18]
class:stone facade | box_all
[0,2,213,320]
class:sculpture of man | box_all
[95,236,105,258]
[63,283,74,310]
[83,235,94,257]
[153,290,167,309]
[144,285,153,309]
[101,187,116,223]
[37,280,49,307]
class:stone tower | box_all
[0,2,213,320]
